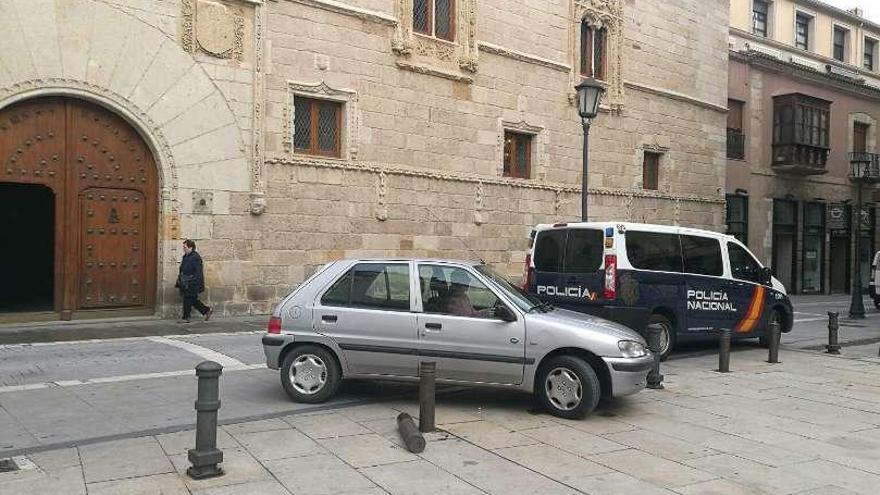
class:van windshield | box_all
[475,265,543,312]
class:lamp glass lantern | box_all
[575,78,606,123]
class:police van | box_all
[523,222,793,358]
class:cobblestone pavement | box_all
[2,343,880,495]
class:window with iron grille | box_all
[795,13,810,50]
[726,195,748,245]
[753,0,769,38]
[294,96,342,157]
[642,152,660,190]
[727,99,746,160]
[413,0,455,42]
[865,38,877,71]
[580,22,607,80]
[503,131,532,179]
[833,26,848,62]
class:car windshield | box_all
[475,265,543,312]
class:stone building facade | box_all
[728,0,880,295]
[0,0,728,321]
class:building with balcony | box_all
[728,0,880,294]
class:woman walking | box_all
[176,239,213,323]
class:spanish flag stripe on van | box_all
[735,286,765,333]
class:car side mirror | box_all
[494,305,517,322]
[760,267,772,285]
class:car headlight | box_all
[618,340,648,358]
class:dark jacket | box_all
[177,251,206,296]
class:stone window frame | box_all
[793,9,815,52]
[392,0,478,81]
[412,0,456,42]
[751,0,773,39]
[863,36,878,72]
[570,1,624,110]
[579,20,607,80]
[497,119,547,181]
[283,82,359,161]
[832,23,853,64]
[848,112,877,154]
[636,141,671,192]
[642,151,661,191]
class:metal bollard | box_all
[826,312,841,355]
[718,328,731,373]
[396,413,426,453]
[767,320,781,364]
[419,361,436,433]
[187,361,224,480]
[645,324,664,389]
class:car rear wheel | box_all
[649,313,676,361]
[280,345,341,404]
[536,355,601,419]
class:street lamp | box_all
[847,152,880,319]
[575,78,606,222]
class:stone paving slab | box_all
[2,346,880,494]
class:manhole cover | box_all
[0,458,19,473]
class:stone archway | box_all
[0,97,159,319]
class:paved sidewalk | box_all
[3,345,880,495]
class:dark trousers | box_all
[183,293,210,319]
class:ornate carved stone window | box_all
[393,0,478,82]
[570,1,624,109]
[284,82,359,160]
[497,119,547,180]
[503,131,532,179]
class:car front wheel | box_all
[536,355,601,419]
[280,345,341,404]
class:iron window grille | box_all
[413,0,455,42]
[293,96,342,158]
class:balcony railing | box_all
[848,152,880,180]
[727,128,745,160]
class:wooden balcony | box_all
[771,143,829,175]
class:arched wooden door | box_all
[0,97,158,319]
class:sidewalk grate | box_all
[0,458,19,473]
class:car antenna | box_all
[421,206,487,264]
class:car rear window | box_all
[533,230,565,272]
[322,263,410,311]
[681,235,723,276]
[625,231,682,272]
[563,229,603,273]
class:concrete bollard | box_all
[419,361,436,433]
[826,312,841,355]
[187,361,224,480]
[768,320,781,364]
[718,328,731,373]
[396,413,426,453]
[645,324,664,389]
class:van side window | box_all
[564,229,604,273]
[681,235,723,276]
[728,243,762,283]
[534,230,565,272]
[626,231,683,272]
[322,263,411,311]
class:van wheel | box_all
[280,345,341,404]
[649,314,676,361]
[759,309,782,348]
[536,355,601,419]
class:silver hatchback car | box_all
[263,259,653,418]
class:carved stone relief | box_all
[392,0,479,83]
[284,81,359,160]
[181,0,248,62]
[570,0,625,110]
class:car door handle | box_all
[425,323,442,331]
[321,315,338,323]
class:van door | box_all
[623,230,686,331]
[726,242,768,336]
[532,229,567,305]
[556,228,604,308]
[681,235,733,331]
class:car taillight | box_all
[267,316,282,334]
[604,254,617,300]
[521,253,534,291]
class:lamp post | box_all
[575,78,606,222]
[847,152,880,319]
